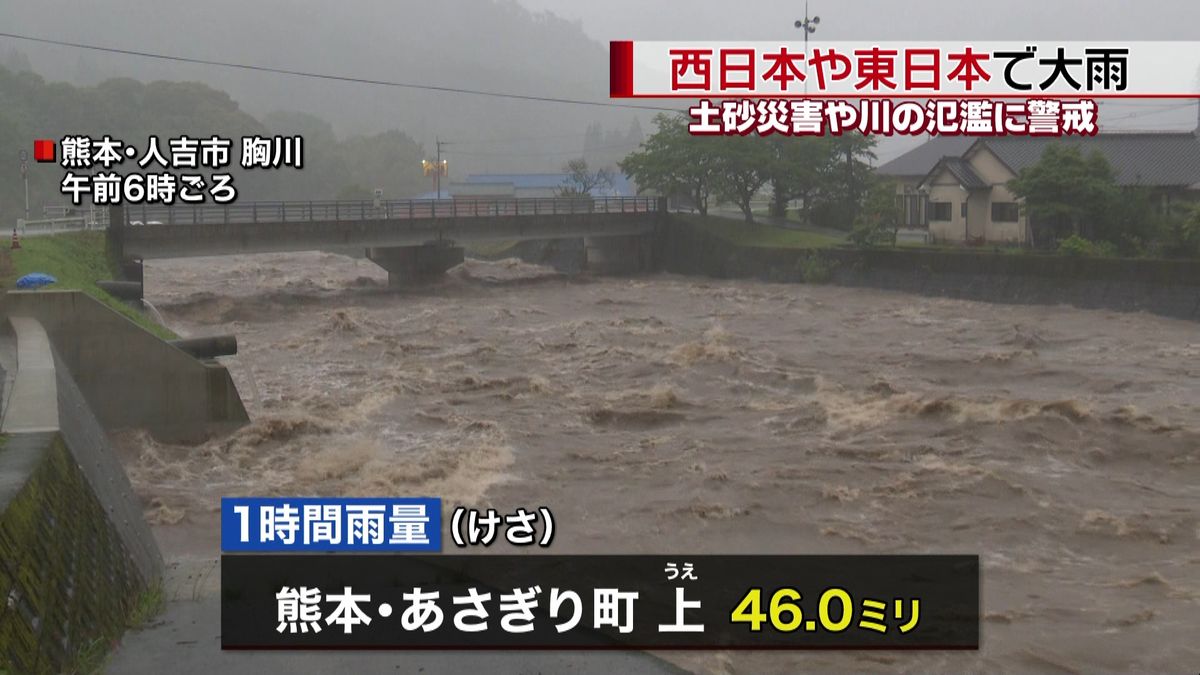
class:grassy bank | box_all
[679,214,841,249]
[0,232,176,340]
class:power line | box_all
[0,30,681,113]
[446,131,611,146]
[1103,102,1195,120]
[445,142,642,158]
[873,101,1199,163]
[1099,100,1199,108]
[12,28,1187,141]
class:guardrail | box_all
[16,216,107,236]
[118,196,661,226]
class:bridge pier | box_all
[584,234,654,275]
[367,243,464,286]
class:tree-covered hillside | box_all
[0,66,428,225]
[0,0,645,174]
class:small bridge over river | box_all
[106,196,664,284]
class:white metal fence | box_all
[15,213,107,237]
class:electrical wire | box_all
[0,30,681,112]
[445,131,619,146]
[445,142,642,158]
[1102,102,1196,120]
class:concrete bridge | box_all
[108,196,663,284]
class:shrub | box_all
[796,252,835,283]
[848,221,896,248]
[1092,240,1120,257]
[1159,205,1200,258]
[1057,234,1118,257]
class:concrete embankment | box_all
[0,287,253,672]
[2,290,249,443]
[0,312,165,674]
[657,217,1200,321]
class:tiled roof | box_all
[941,157,989,189]
[880,131,1200,188]
[922,156,989,190]
[877,136,975,177]
[976,132,1200,187]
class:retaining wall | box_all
[0,313,163,674]
[0,433,150,674]
[658,218,1200,321]
[0,290,248,442]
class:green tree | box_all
[619,113,716,215]
[849,177,903,247]
[765,136,832,221]
[1161,203,1200,257]
[1096,186,1164,256]
[621,115,872,225]
[709,135,773,223]
[1007,144,1119,247]
[0,63,431,225]
[819,135,877,229]
[336,130,426,199]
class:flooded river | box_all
[124,251,1199,673]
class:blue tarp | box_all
[16,273,57,289]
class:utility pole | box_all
[423,139,450,199]
[794,3,820,95]
[18,149,28,221]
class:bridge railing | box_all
[118,196,660,226]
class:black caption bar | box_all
[222,555,978,649]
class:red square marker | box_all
[33,139,56,163]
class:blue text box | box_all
[222,497,441,552]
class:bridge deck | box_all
[120,196,659,226]
[111,197,662,259]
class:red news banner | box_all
[609,41,1200,137]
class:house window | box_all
[930,201,952,221]
[991,202,1020,222]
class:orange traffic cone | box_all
[10,229,20,250]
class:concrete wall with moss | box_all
[55,347,164,584]
[0,309,166,673]
[659,218,1200,321]
[0,433,150,674]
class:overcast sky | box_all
[518,0,1200,161]
[517,0,1200,42]
[4,0,1199,167]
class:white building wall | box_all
[919,148,1030,245]
[926,181,967,243]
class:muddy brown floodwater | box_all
[121,251,1199,673]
